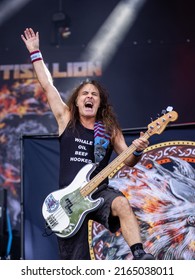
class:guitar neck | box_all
[80,130,150,197]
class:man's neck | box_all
[79,117,95,130]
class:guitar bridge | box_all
[47,214,58,229]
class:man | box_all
[21,28,155,260]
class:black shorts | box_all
[91,183,125,232]
[57,184,124,260]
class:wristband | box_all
[133,150,143,157]
[30,50,42,63]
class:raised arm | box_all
[21,28,70,135]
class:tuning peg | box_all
[166,106,173,112]
[161,109,166,115]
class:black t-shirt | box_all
[59,121,113,188]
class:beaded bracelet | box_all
[30,50,43,63]
[133,150,143,157]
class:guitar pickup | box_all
[62,198,73,215]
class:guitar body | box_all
[42,163,103,238]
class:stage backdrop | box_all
[1,0,195,259]
[21,123,195,260]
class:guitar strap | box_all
[94,121,111,164]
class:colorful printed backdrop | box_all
[0,79,57,232]
[22,126,195,260]
[89,139,195,260]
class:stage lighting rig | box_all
[51,0,71,45]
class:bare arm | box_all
[113,130,149,167]
[21,28,70,135]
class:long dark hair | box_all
[67,79,121,138]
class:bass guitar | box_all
[42,109,178,238]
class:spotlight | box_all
[51,1,71,45]
[59,26,71,38]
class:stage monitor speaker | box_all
[0,188,7,257]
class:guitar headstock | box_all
[147,108,178,136]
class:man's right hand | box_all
[21,28,39,53]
